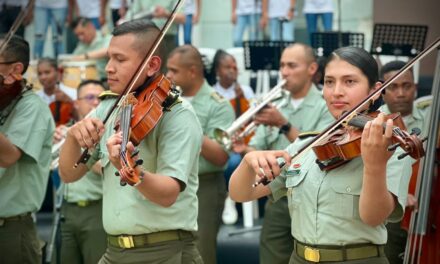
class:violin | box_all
[313,111,425,171]
[74,0,185,168]
[49,101,75,126]
[114,74,179,186]
[253,37,440,187]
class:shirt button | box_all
[346,186,351,193]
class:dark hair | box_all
[168,45,205,76]
[37,57,58,69]
[70,17,92,29]
[77,79,106,95]
[206,49,234,86]
[112,19,164,59]
[326,46,378,88]
[379,60,412,79]
[0,34,30,74]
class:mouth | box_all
[330,101,349,109]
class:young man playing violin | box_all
[233,43,334,264]
[59,20,203,264]
[166,45,235,264]
[379,60,431,264]
[230,47,415,264]
[0,35,55,263]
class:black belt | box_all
[108,230,194,249]
[294,239,385,262]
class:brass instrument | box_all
[214,80,287,149]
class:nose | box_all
[105,61,114,75]
[333,82,344,96]
[165,71,173,81]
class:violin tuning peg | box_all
[387,143,400,152]
[135,159,144,167]
[398,152,410,160]
[120,180,127,186]
[131,149,140,158]
[411,127,421,136]
[115,171,120,177]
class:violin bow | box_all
[75,0,184,167]
[0,0,35,56]
[254,37,440,187]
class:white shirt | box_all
[184,0,196,15]
[35,0,67,8]
[235,0,262,15]
[36,83,77,105]
[76,0,100,18]
[290,97,304,109]
[109,0,123,9]
[268,0,290,18]
[214,82,255,100]
[303,0,333,14]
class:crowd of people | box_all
[0,1,437,264]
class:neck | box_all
[182,78,204,97]
[291,81,312,99]
[219,79,233,89]
[44,85,57,96]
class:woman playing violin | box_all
[59,20,204,263]
[230,46,413,264]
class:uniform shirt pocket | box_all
[329,170,363,220]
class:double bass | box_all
[404,48,440,264]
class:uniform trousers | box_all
[0,214,41,264]
[260,196,294,264]
[98,234,203,264]
[197,172,227,264]
[60,199,107,264]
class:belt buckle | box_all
[77,200,88,207]
[304,246,320,262]
[118,236,135,249]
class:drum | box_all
[24,60,42,91]
[61,60,99,89]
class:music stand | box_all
[370,24,428,57]
[243,41,294,71]
[311,32,365,57]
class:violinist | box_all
[233,43,334,264]
[57,80,107,264]
[36,57,76,105]
[166,45,235,264]
[36,57,77,125]
[0,35,55,263]
[379,60,431,264]
[229,46,414,264]
[59,20,203,263]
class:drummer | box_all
[69,17,111,81]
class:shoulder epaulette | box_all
[98,90,119,100]
[416,98,432,109]
[211,91,226,103]
[298,131,320,139]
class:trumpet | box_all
[51,126,69,169]
[214,80,287,149]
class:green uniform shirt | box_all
[188,81,235,175]
[73,31,111,80]
[380,102,430,138]
[0,90,55,217]
[249,84,334,151]
[269,137,412,245]
[124,0,179,35]
[64,170,103,202]
[86,95,202,235]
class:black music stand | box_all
[311,32,365,57]
[243,41,294,71]
[370,24,428,57]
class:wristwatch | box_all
[279,122,292,135]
